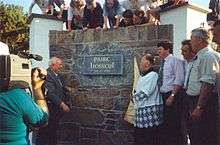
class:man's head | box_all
[70,0,85,8]
[49,57,63,74]
[190,27,211,53]
[105,0,116,8]
[122,10,133,26]
[140,53,155,73]
[85,0,96,9]
[181,39,195,61]
[132,10,145,25]
[212,20,220,45]
[157,41,173,59]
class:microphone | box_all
[17,52,43,61]
[29,54,43,61]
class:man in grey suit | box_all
[36,57,70,145]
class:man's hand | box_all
[190,107,203,121]
[60,102,70,113]
[113,25,119,29]
[32,68,47,100]
[166,95,174,106]
[83,27,88,31]
[95,26,102,31]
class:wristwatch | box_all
[171,93,175,97]
[196,105,203,110]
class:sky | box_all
[2,0,209,14]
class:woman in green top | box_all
[0,68,48,145]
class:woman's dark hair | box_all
[105,0,119,10]
[144,53,155,64]
[133,9,145,18]
[122,9,133,18]
[157,41,173,54]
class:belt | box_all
[161,91,172,96]
[187,94,199,98]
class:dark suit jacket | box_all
[45,68,66,108]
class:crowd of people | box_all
[132,21,220,145]
[29,0,187,31]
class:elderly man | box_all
[186,28,219,145]
[36,57,70,145]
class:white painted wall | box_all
[185,7,208,39]
[160,3,210,58]
[30,16,63,69]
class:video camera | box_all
[0,51,43,91]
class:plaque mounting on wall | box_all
[83,54,123,75]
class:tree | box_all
[0,2,29,53]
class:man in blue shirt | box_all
[157,41,185,145]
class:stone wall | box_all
[49,24,173,145]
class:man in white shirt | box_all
[157,41,185,145]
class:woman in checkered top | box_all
[133,53,163,145]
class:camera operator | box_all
[0,61,49,145]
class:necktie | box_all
[185,56,198,90]
[57,75,63,86]
[158,59,165,87]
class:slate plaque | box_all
[83,54,123,75]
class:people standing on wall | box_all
[156,41,185,145]
[185,27,219,145]
[133,53,163,145]
[103,0,124,30]
[36,57,70,145]
[82,0,104,31]
[67,0,85,31]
